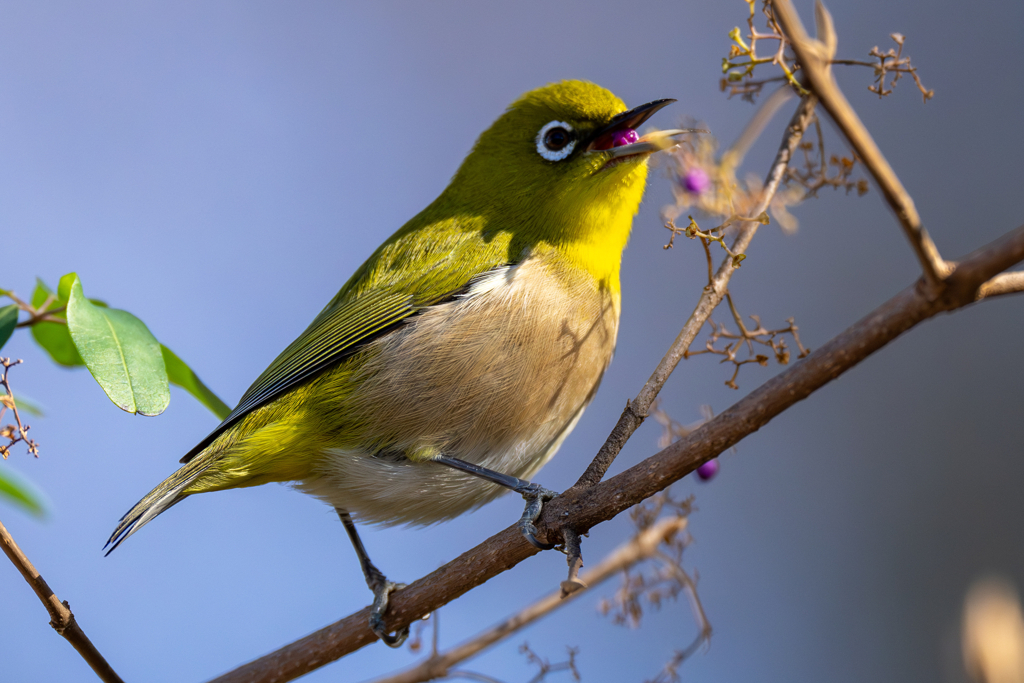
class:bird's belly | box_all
[300,255,619,526]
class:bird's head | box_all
[444,81,689,281]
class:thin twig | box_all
[573,93,819,490]
[1,358,39,458]
[366,517,689,683]
[772,0,948,292]
[977,271,1024,300]
[4,289,66,328]
[0,518,124,683]
[207,223,1024,683]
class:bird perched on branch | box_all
[107,80,694,646]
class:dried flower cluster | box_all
[0,358,38,459]
[597,491,711,683]
[520,643,581,683]
[686,293,810,390]
[721,1,931,103]
[834,33,934,102]
[721,0,804,102]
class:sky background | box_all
[2,1,1023,682]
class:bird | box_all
[106,80,694,646]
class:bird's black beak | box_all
[583,98,707,162]
[583,99,676,152]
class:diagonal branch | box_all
[0,517,124,683]
[208,224,1024,683]
[573,93,819,490]
[368,516,690,683]
[772,0,949,291]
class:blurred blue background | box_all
[2,1,1022,681]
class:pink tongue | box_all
[611,128,639,147]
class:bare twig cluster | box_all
[662,215,759,269]
[600,494,694,627]
[722,0,806,101]
[721,1,931,104]
[787,117,868,197]
[597,492,711,683]
[685,292,810,390]
[0,358,38,458]
[834,33,934,102]
[520,643,581,683]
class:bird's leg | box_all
[336,508,409,648]
[432,456,558,550]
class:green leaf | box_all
[57,272,76,303]
[30,279,84,367]
[0,467,47,517]
[31,322,84,366]
[161,345,231,420]
[66,275,170,416]
[0,304,17,351]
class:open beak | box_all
[604,128,708,159]
[584,98,707,162]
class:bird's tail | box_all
[104,456,213,555]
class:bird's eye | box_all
[536,120,576,161]
[545,128,569,150]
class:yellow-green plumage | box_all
[108,80,674,548]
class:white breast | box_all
[298,254,618,527]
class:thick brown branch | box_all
[369,517,689,683]
[209,225,1024,683]
[573,93,819,489]
[772,0,949,291]
[0,518,124,683]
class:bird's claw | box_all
[369,580,410,648]
[518,484,558,550]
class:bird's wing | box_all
[179,216,515,463]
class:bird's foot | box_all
[369,579,409,648]
[432,456,561,550]
[517,483,558,550]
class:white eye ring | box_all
[536,120,576,161]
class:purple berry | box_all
[611,128,639,147]
[683,167,711,195]
[696,459,719,481]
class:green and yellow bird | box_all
[107,80,693,645]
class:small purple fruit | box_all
[696,459,719,481]
[611,128,639,147]
[682,167,711,195]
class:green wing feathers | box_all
[108,212,516,551]
[179,214,512,465]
